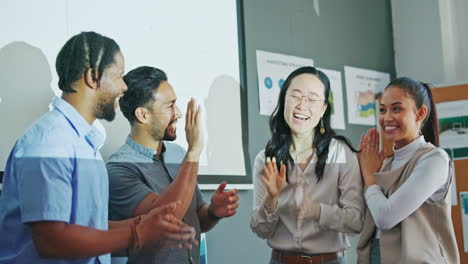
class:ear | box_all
[134,107,150,124]
[417,105,428,123]
[84,68,99,90]
[321,103,328,118]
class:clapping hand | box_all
[135,201,198,250]
[358,128,385,187]
[209,182,239,219]
[262,157,286,199]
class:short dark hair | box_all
[55,31,120,93]
[386,77,439,146]
[120,66,168,125]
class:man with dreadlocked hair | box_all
[0,31,196,264]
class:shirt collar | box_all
[52,97,105,150]
[393,135,425,162]
[125,136,166,160]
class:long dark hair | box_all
[265,66,357,182]
[385,77,439,146]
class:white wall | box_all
[0,0,246,175]
[391,0,468,87]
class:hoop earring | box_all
[320,118,325,134]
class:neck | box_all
[61,91,96,125]
[130,126,161,152]
[291,130,315,153]
[394,134,420,150]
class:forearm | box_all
[198,204,219,232]
[109,218,134,230]
[250,202,279,239]
[264,194,278,213]
[153,155,199,219]
[366,151,449,230]
[31,222,132,259]
[317,155,365,233]
[318,203,363,233]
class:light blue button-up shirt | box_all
[0,97,110,264]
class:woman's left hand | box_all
[358,128,385,187]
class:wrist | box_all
[264,195,278,213]
[185,149,201,162]
[207,204,222,221]
[363,172,377,187]
[130,216,143,251]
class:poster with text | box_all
[256,50,314,116]
[318,68,345,130]
[344,66,390,126]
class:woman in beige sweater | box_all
[250,66,365,264]
[357,77,459,264]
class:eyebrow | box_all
[290,89,321,97]
[164,98,176,105]
[380,102,403,106]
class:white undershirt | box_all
[365,136,450,237]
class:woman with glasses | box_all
[357,77,459,263]
[250,66,365,264]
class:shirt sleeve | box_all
[106,162,153,220]
[16,144,74,224]
[195,184,207,209]
[250,151,280,239]
[365,148,450,230]
[318,144,365,234]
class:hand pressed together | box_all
[358,128,385,187]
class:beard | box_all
[163,126,176,141]
[150,119,177,142]
[95,93,117,122]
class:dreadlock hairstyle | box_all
[56,31,120,93]
[265,66,357,182]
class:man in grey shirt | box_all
[107,66,239,264]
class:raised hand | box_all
[185,98,203,160]
[358,128,385,186]
[262,157,286,199]
[209,182,239,218]
[134,201,197,250]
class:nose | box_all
[382,109,393,122]
[174,104,182,119]
[121,81,128,93]
[296,96,308,109]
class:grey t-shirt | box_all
[107,136,206,264]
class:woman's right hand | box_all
[358,127,385,187]
[262,157,286,199]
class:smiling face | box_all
[146,81,182,141]
[283,73,327,136]
[95,51,127,121]
[379,86,427,149]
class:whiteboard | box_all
[0,0,245,176]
